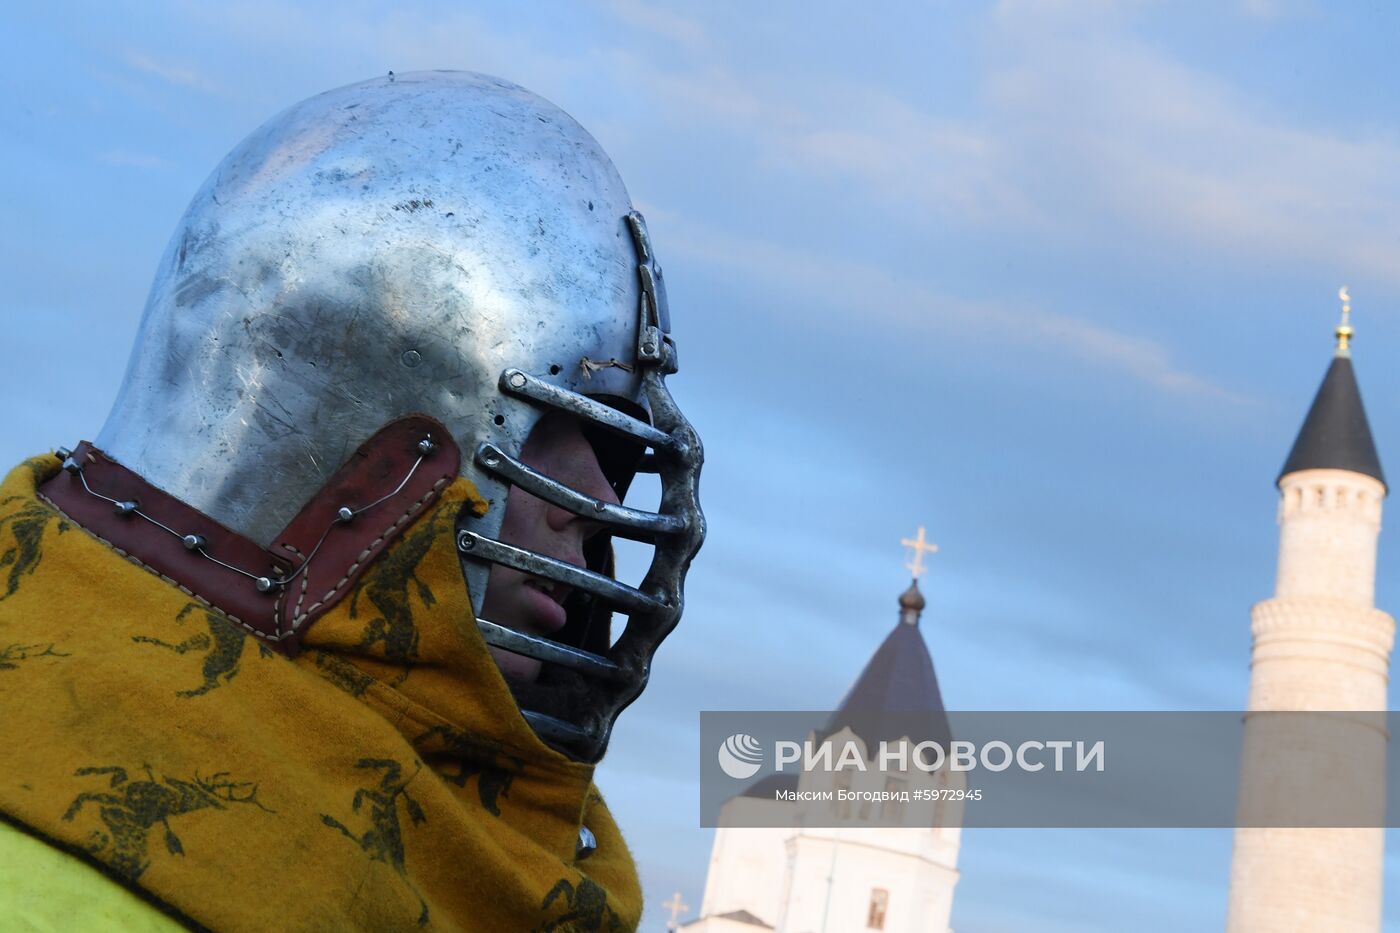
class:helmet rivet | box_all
[54,447,72,462]
[255,576,276,593]
[336,506,355,523]
[508,372,527,389]
[401,349,422,368]
[114,500,140,516]
[594,500,606,512]
[61,457,81,475]
[458,532,475,551]
[182,534,206,551]
[416,437,436,456]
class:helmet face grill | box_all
[457,211,705,763]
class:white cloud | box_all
[607,0,708,52]
[983,19,1400,285]
[609,5,1400,289]
[770,93,1044,229]
[665,215,1245,401]
[124,51,222,94]
[1238,0,1307,20]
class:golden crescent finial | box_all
[1336,286,1353,357]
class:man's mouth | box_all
[521,576,571,633]
[524,576,570,604]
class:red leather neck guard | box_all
[39,415,461,655]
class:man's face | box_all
[479,411,620,682]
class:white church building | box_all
[684,568,962,933]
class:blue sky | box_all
[5,1,1400,929]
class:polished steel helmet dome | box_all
[96,71,705,761]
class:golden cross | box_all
[900,526,939,579]
[663,891,690,928]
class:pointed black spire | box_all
[1279,355,1385,490]
[818,580,951,750]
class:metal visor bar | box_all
[523,709,593,745]
[475,617,624,680]
[475,442,685,541]
[499,369,673,450]
[456,531,665,616]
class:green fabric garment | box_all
[0,820,184,931]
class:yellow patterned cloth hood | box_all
[0,455,640,932]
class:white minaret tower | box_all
[1226,290,1393,932]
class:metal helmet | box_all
[95,71,705,762]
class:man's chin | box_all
[487,644,542,684]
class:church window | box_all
[867,888,889,929]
